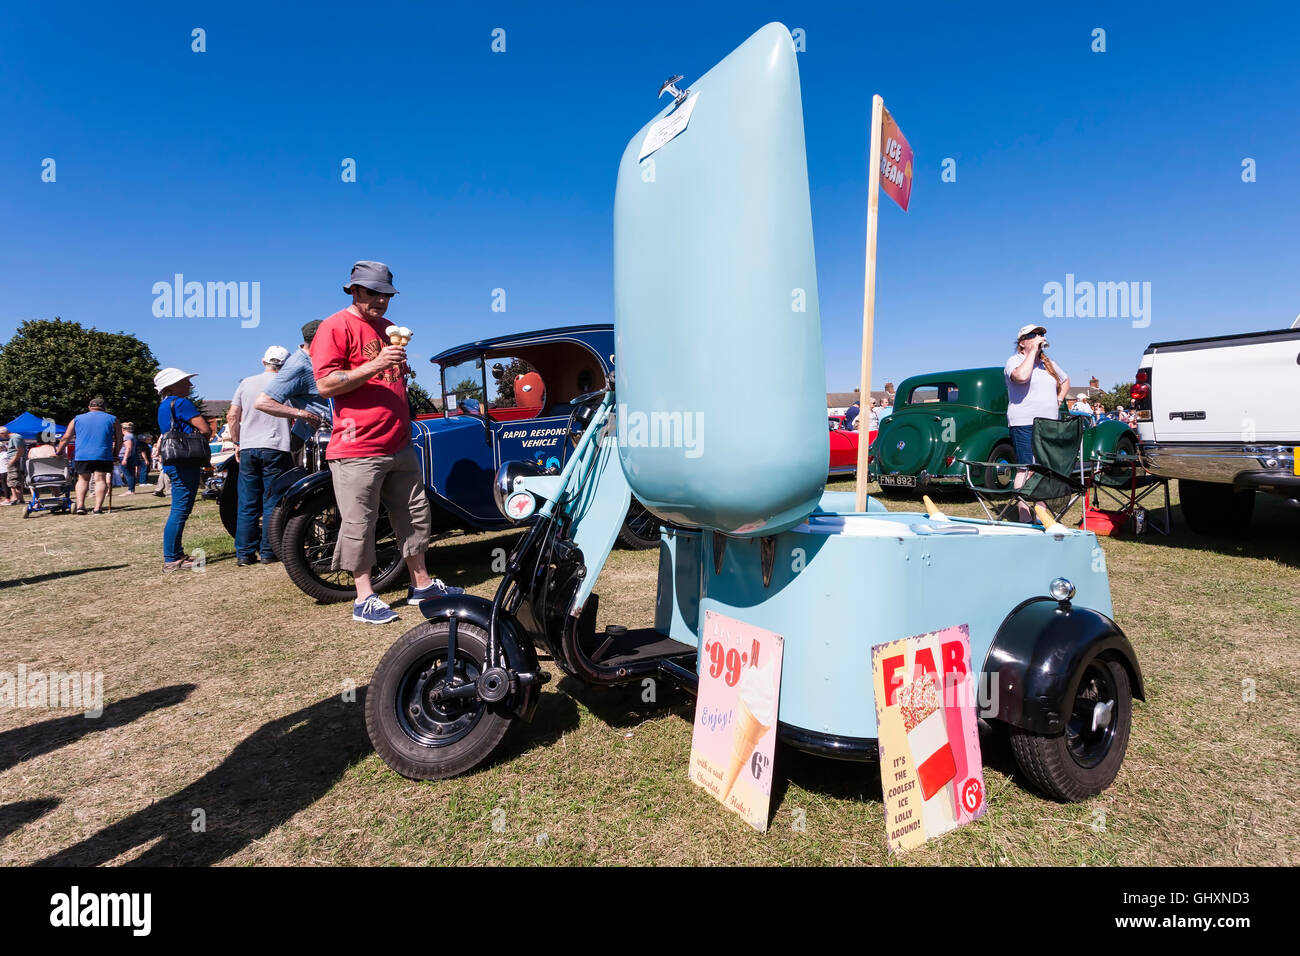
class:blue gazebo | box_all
[3,411,66,440]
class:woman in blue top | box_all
[154,368,213,571]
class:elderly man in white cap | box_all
[312,260,460,624]
[153,368,213,571]
[228,346,293,565]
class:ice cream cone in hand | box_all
[385,324,402,345]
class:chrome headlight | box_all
[1049,577,1076,602]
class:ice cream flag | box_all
[689,611,784,833]
[872,624,987,854]
[879,106,914,212]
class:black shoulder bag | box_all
[157,398,211,467]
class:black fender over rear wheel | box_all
[365,620,515,780]
[1008,656,1132,802]
[280,491,407,603]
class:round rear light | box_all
[1130,383,1150,401]
[1135,369,1150,384]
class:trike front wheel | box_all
[365,620,514,780]
[1009,656,1132,802]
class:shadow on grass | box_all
[35,690,372,867]
[491,687,582,767]
[0,565,128,590]
[423,531,525,592]
[0,798,60,841]
[769,720,1026,821]
[555,675,695,730]
[773,747,884,808]
[0,684,196,774]
[1117,495,1300,568]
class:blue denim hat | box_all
[344,260,398,295]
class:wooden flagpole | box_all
[855,94,884,513]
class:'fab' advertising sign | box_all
[872,624,986,853]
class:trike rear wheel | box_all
[365,620,514,780]
[1009,656,1132,802]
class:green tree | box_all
[407,381,440,415]
[446,377,485,405]
[1101,382,1134,412]
[0,318,160,428]
[490,357,535,408]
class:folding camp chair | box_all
[962,416,1087,525]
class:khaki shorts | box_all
[328,446,430,573]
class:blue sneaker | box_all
[353,594,399,624]
[406,578,465,605]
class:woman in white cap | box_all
[155,368,213,571]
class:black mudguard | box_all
[417,594,541,722]
[982,598,1145,734]
[279,469,334,515]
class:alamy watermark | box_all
[1042,273,1150,329]
[152,274,260,328]
[1,664,103,717]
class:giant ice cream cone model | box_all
[721,658,776,802]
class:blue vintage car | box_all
[219,323,660,601]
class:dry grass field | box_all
[2,476,1297,866]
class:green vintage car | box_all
[867,367,1138,489]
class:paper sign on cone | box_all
[689,610,784,832]
[872,624,986,853]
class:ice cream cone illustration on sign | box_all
[688,610,784,832]
[721,656,777,802]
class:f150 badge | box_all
[1168,411,1207,420]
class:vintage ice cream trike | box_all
[365,23,1143,803]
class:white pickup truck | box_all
[1133,323,1300,534]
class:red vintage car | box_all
[828,414,876,475]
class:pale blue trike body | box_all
[365,23,1142,800]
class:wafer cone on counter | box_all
[922,495,948,520]
[1034,502,1068,534]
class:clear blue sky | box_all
[3,1,1298,403]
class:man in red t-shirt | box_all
[313,260,462,624]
